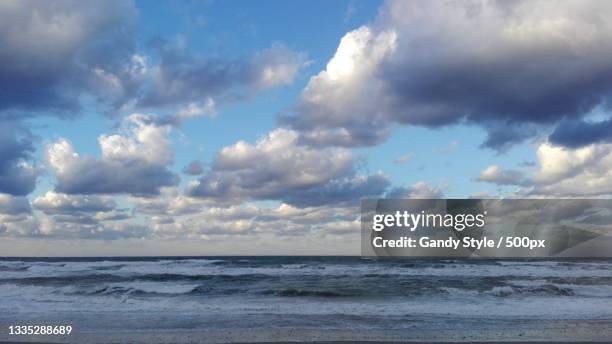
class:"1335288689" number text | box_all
[9,325,72,335]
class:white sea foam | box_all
[1,259,610,323]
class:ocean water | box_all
[0,257,611,336]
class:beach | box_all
[1,257,611,343]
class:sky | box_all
[2,0,612,256]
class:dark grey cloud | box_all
[282,0,612,150]
[182,160,205,175]
[549,118,612,148]
[381,53,612,129]
[0,0,136,118]
[519,160,537,168]
[0,121,38,195]
[0,194,31,215]
[479,123,538,151]
[295,123,390,148]
[138,40,307,110]
[0,194,38,237]
[51,157,178,196]
[0,0,307,122]
[186,129,390,206]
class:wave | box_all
[0,273,280,286]
[262,288,357,298]
[6,272,611,299]
[59,284,358,298]
[0,264,30,272]
[90,264,126,271]
[79,285,156,296]
[1,258,610,304]
[488,284,574,297]
[2,258,612,282]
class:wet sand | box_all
[2,321,612,344]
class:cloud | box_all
[549,117,612,148]
[138,40,308,110]
[33,191,116,215]
[33,191,131,228]
[0,0,136,117]
[531,143,602,186]
[46,114,178,196]
[519,160,537,168]
[469,191,493,199]
[0,214,39,237]
[0,191,145,239]
[0,193,31,215]
[154,98,217,127]
[130,187,205,216]
[394,153,412,164]
[176,98,217,120]
[187,128,390,206]
[2,190,364,241]
[480,123,538,151]
[249,43,310,91]
[182,160,205,176]
[283,0,612,150]
[0,193,39,237]
[279,174,390,208]
[528,142,612,196]
[0,121,39,195]
[476,165,530,186]
[39,218,148,240]
[126,187,362,239]
[477,141,612,197]
[386,181,445,199]
[148,202,359,239]
[0,2,305,121]
[281,26,397,147]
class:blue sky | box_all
[1,0,612,255]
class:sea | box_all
[0,256,611,340]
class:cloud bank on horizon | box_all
[2,0,612,255]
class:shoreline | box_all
[2,325,612,344]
